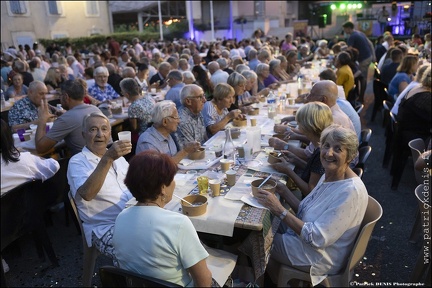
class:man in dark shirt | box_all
[106,63,123,96]
[380,48,403,86]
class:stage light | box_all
[340,3,346,10]
[347,4,352,9]
[331,4,336,10]
[358,3,363,9]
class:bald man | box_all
[208,61,229,87]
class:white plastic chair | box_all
[267,196,383,287]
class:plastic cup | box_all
[250,118,257,127]
[151,88,157,94]
[288,98,295,106]
[197,176,209,195]
[225,169,237,186]
[118,131,131,142]
[209,179,221,197]
[237,147,245,158]
[220,159,234,172]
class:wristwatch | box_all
[279,209,288,220]
[283,144,289,150]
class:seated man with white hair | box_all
[182,71,196,85]
[121,66,136,79]
[88,66,120,102]
[208,61,229,87]
[135,100,201,164]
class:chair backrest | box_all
[356,146,372,169]
[347,196,383,272]
[382,100,393,112]
[43,157,71,207]
[355,104,364,115]
[68,191,87,248]
[415,184,429,222]
[99,265,182,287]
[359,129,372,148]
[408,139,426,185]
[352,167,364,179]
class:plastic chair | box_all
[359,128,372,148]
[68,191,101,287]
[352,167,364,179]
[355,75,367,104]
[355,146,372,171]
[267,196,383,287]
[1,180,59,287]
[407,139,426,243]
[382,100,393,128]
[371,79,388,122]
[99,265,182,287]
[411,185,431,285]
[355,104,364,115]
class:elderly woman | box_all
[227,72,258,113]
[270,102,333,196]
[120,78,155,135]
[135,100,200,164]
[258,124,368,286]
[314,39,331,59]
[269,59,291,83]
[297,44,314,65]
[388,54,418,101]
[113,150,212,287]
[87,66,120,102]
[4,73,28,101]
[256,63,279,92]
[335,51,355,99]
[241,70,269,100]
[202,83,244,136]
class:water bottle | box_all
[223,128,236,164]
[297,73,304,95]
[267,90,276,119]
[1,90,6,108]
[279,90,286,111]
[56,103,64,112]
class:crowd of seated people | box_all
[1,29,430,284]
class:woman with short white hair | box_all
[315,39,331,59]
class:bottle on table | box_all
[267,90,276,119]
[223,127,236,165]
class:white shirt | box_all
[1,152,60,194]
[67,147,132,247]
[210,69,229,87]
[391,81,420,115]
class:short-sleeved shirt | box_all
[264,74,278,88]
[388,72,411,100]
[88,83,120,102]
[127,96,156,135]
[202,101,228,136]
[177,106,208,149]
[164,83,185,109]
[8,97,38,126]
[135,125,178,156]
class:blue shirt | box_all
[135,125,178,156]
[388,72,411,100]
[88,83,119,102]
[164,83,185,109]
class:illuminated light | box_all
[340,3,346,10]
[164,19,173,25]
[403,5,409,8]
[347,4,352,9]
[331,4,336,10]
[357,3,362,9]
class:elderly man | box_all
[164,70,185,108]
[67,111,132,264]
[88,66,120,102]
[149,62,171,89]
[135,100,200,164]
[177,84,208,148]
[273,80,358,165]
[35,79,101,156]
[8,81,57,132]
[66,56,84,79]
[121,66,136,79]
[208,61,229,87]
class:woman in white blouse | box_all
[1,119,60,194]
[256,124,368,286]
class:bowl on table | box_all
[267,152,282,164]
[233,118,247,127]
[251,178,277,197]
[188,147,205,160]
[248,108,259,115]
[181,195,208,216]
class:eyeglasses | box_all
[188,94,205,100]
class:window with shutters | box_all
[85,1,99,17]
[8,1,28,15]
[47,1,62,15]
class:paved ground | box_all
[2,80,425,287]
